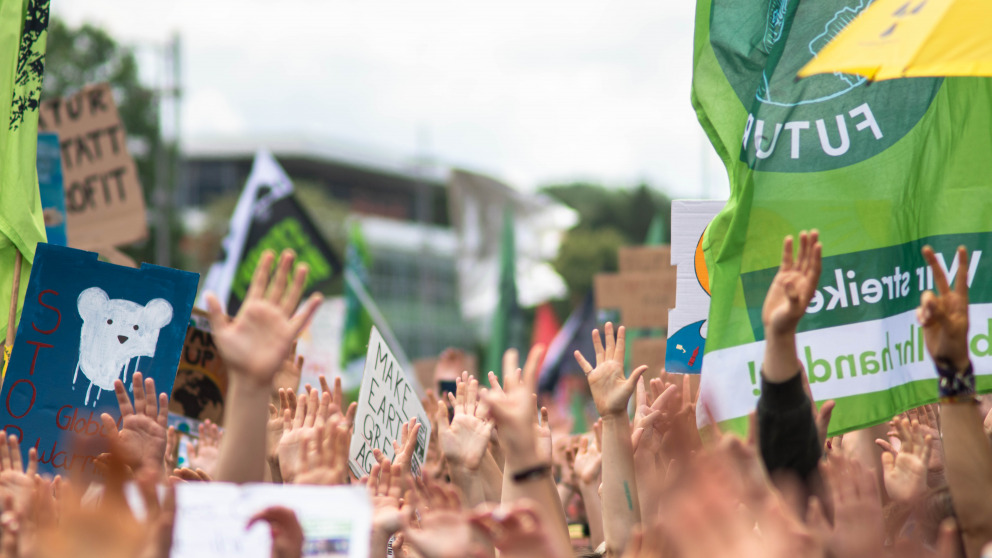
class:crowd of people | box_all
[1,232,991,558]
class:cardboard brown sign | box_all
[170,310,228,425]
[618,246,671,274]
[38,83,147,250]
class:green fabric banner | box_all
[692,0,992,434]
[0,0,49,345]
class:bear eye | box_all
[106,319,113,325]
[133,325,139,331]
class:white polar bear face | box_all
[76,287,173,393]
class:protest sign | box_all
[37,133,67,246]
[296,297,349,394]
[0,243,197,475]
[170,309,228,425]
[171,483,371,558]
[594,246,676,328]
[199,150,341,316]
[349,326,430,478]
[692,0,992,434]
[38,83,147,250]
[665,201,723,373]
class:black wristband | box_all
[512,464,551,483]
[935,359,975,401]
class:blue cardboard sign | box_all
[37,133,67,246]
[0,243,198,475]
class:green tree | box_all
[541,182,671,305]
[42,18,172,265]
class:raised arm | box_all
[757,230,825,482]
[207,249,321,483]
[919,245,992,558]
[574,323,646,557]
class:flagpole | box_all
[3,250,23,381]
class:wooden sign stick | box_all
[5,250,22,350]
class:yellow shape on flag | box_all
[798,0,992,80]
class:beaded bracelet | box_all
[935,358,976,402]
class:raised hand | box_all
[368,459,408,540]
[574,323,646,418]
[402,480,483,558]
[919,246,971,371]
[99,372,169,471]
[206,249,321,388]
[572,435,602,486]
[164,426,179,473]
[808,453,884,558]
[375,417,421,475]
[439,373,494,471]
[482,346,545,458]
[469,500,570,558]
[875,417,932,504]
[762,230,822,336]
[277,389,319,483]
[187,419,222,478]
[0,432,39,515]
[294,421,350,486]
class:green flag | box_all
[486,208,526,384]
[341,222,374,370]
[693,0,992,435]
[1,0,49,348]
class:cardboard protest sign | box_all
[37,83,147,249]
[171,483,371,558]
[594,246,676,328]
[665,201,724,373]
[37,132,67,246]
[0,243,197,475]
[349,326,430,478]
[170,309,228,425]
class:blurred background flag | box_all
[1,0,50,370]
[199,150,341,315]
[448,170,577,370]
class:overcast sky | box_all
[54,0,729,200]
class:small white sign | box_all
[349,326,431,478]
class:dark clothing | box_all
[757,372,821,481]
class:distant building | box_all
[181,135,476,360]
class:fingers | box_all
[144,376,158,418]
[780,235,794,272]
[204,293,230,332]
[955,246,969,296]
[7,435,22,474]
[628,365,648,392]
[574,350,593,375]
[501,348,519,387]
[289,293,322,337]
[282,262,311,316]
[614,325,627,363]
[245,250,276,305]
[521,344,545,392]
[0,432,11,471]
[114,379,134,418]
[266,250,294,304]
[592,328,605,366]
[922,246,951,295]
[604,322,616,361]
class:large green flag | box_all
[0,0,49,350]
[693,0,992,435]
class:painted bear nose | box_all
[117,335,128,344]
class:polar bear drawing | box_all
[75,287,173,406]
